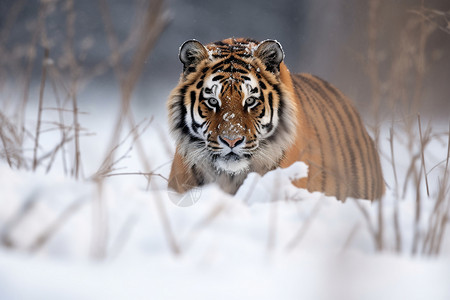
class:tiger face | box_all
[192,67,282,174]
[168,38,298,189]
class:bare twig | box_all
[65,0,82,179]
[97,0,178,256]
[17,2,48,146]
[32,47,50,171]
[411,8,450,35]
[182,202,227,250]
[104,171,168,182]
[0,122,13,168]
[367,0,382,145]
[29,198,87,252]
[411,163,423,255]
[0,197,39,249]
[418,114,430,197]
[286,199,322,252]
[108,214,139,259]
[389,127,402,252]
[340,223,361,253]
[352,198,379,250]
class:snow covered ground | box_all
[0,93,449,299]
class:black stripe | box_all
[222,57,250,68]
[222,84,231,94]
[257,106,265,118]
[211,56,250,72]
[202,124,209,135]
[204,87,212,94]
[179,84,188,96]
[221,66,248,74]
[268,92,274,125]
[192,165,204,185]
[212,75,224,81]
[261,123,273,131]
[253,122,261,134]
[212,61,225,72]
[213,41,227,46]
[198,105,206,118]
[175,98,190,136]
[266,89,290,144]
[190,91,201,133]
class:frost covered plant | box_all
[361,1,450,255]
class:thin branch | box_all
[418,114,430,197]
[104,171,168,182]
[32,47,50,171]
[286,199,322,252]
[29,198,87,252]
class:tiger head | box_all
[168,38,298,185]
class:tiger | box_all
[167,38,384,201]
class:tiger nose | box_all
[219,136,244,148]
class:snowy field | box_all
[0,88,449,300]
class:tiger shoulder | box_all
[167,37,384,201]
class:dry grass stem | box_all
[93,118,153,179]
[389,127,402,251]
[90,180,108,259]
[108,214,139,260]
[352,198,379,249]
[17,2,47,144]
[0,197,38,249]
[286,199,322,252]
[417,114,430,197]
[340,223,361,253]
[29,198,87,253]
[182,202,227,250]
[0,0,178,257]
[96,0,179,256]
[105,171,168,182]
[32,48,49,171]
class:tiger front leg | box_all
[168,150,200,193]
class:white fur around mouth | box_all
[215,156,249,174]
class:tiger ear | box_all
[254,40,284,73]
[179,40,208,74]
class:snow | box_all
[1,160,449,300]
[0,95,449,299]
[222,112,235,121]
[236,161,314,204]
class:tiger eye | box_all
[245,97,256,107]
[208,98,218,107]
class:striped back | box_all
[288,73,384,200]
